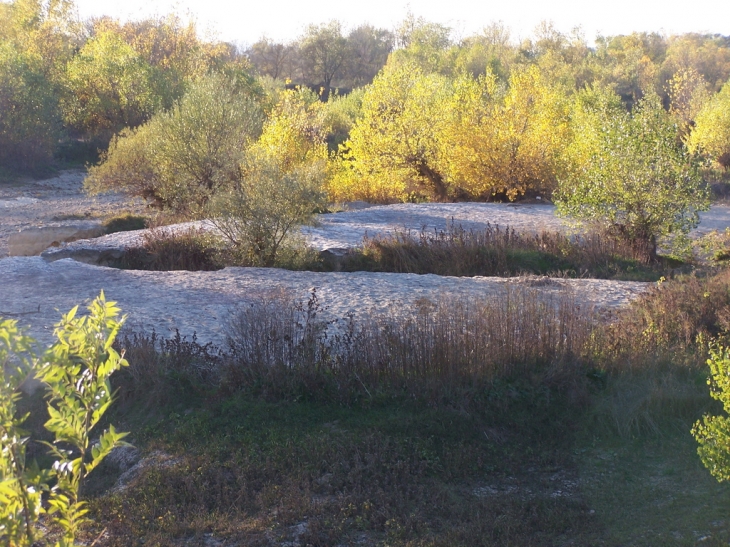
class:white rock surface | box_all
[0,257,650,348]
[41,202,730,265]
[9,221,105,256]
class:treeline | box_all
[0,0,252,174]
[2,0,730,207]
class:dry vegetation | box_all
[15,267,718,546]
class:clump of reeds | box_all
[221,286,595,404]
[115,227,225,271]
[337,222,665,280]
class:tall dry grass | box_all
[339,222,662,279]
[222,286,595,403]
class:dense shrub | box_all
[86,73,265,213]
[0,42,60,174]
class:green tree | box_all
[247,37,295,81]
[0,42,61,174]
[208,87,328,266]
[345,25,393,87]
[391,14,452,74]
[298,21,351,101]
[556,89,709,260]
[86,73,265,212]
[62,29,158,142]
[687,78,730,169]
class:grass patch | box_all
[14,267,728,545]
[114,226,321,272]
[335,223,679,281]
[115,227,225,271]
[103,213,149,234]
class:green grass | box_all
[579,435,730,546]
[17,267,730,545]
[331,225,681,282]
[76,376,730,546]
[103,213,149,234]
[85,384,602,546]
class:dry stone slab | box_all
[0,257,650,349]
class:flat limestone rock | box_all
[41,220,215,265]
[0,256,650,348]
[8,221,105,256]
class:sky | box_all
[73,0,730,46]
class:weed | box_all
[103,213,149,234]
[336,222,673,281]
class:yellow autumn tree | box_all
[687,78,730,169]
[443,65,572,200]
[330,61,452,202]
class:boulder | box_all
[8,221,105,256]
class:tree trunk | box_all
[415,161,449,201]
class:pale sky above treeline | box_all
[74,0,730,46]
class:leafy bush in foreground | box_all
[693,341,730,482]
[0,293,128,546]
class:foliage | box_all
[687,78,730,168]
[556,89,710,259]
[0,318,45,546]
[337,223,668,280]
[0,293,129,546]
[207,144,326,267]
[335,62,571,203]
[666,67,711,134]
[297,21,351,101]
[201,87,328,266]
[321,87,364,151]
[443,65,571,200]
[391,14,452,74]
[86,73,265,212]
[0,41,61,173]
[693,341,730,482]
[334,62,452,202]
[62,29,159,142]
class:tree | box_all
[345,24,393,87]
[443,65,572,200]
[687,78,730,169]
[86,73,264,212]
[556,89,710,260]
[207,88,328,266]
[62,29,159,142]
[247,37,295,81]
[593,32,666,107]
[298,21,351,101]
[693,341,730,482]
[0,293,129,546]
[0,42,61,174]
[666,67,711,136]
[391,14,452,74]
[334,62,452,202]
